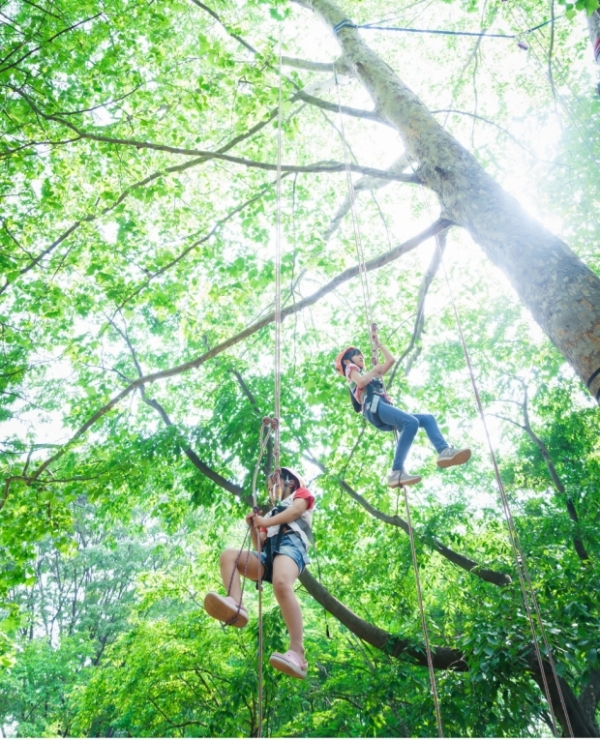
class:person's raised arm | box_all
[348,349,396,388]
[376,343,395,374]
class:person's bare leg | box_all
[271,555,304,656]
[219,548,263,605]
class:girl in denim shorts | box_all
[204,467,314,680]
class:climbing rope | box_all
[333,72,378,367]
[274,24,284,477]
[414,178,572,736]
[245,26,286,739]
[401,484,444,737]
[250,417,278,739]
[333,14,560,42]
[334,72,444,738]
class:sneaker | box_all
[204,591,248,628]
[437,446,471,469]
[387,470,422,488]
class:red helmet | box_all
[268,466,305,490]
[335,346,361,376]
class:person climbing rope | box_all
[335,333,471,487]
[203,466,314,680]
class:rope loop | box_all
[333,18,357,35]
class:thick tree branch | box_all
[324,153,414,242]
[14,88,400,171]
[299,569,468,670]
[388,230,447,388]
[338,479,512,586]
[282,56,334,71]
[9,98,415,180]
[494,379,590,562]
[109,318,250,505]
[527,654,598,738]
[293,89,389,125]
[22,219,449,485]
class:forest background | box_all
[1,0,600,736]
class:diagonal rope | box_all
[415,176,571,736]
[333,72,377,364]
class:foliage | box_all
[1,0,600,736]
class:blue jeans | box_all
[370,400,448,472]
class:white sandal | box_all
[269,649,308,680]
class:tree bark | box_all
[587,9,600,66]
[295,0,600,404]
[527,654,599,737]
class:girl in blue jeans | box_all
[335,339,471,487]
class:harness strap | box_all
[270,504,315,545]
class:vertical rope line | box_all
[438,244,562,736]
[402,484,444,737]
[332,77,443,732]
[333,73,377,360]
[413,134,570,731]
[427,216,567,736]
[251,420,274,739]
[274,25,284,475]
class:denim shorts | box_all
[254,532,308,583]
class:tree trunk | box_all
[587,9,600,66]
[296,0,600,403]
